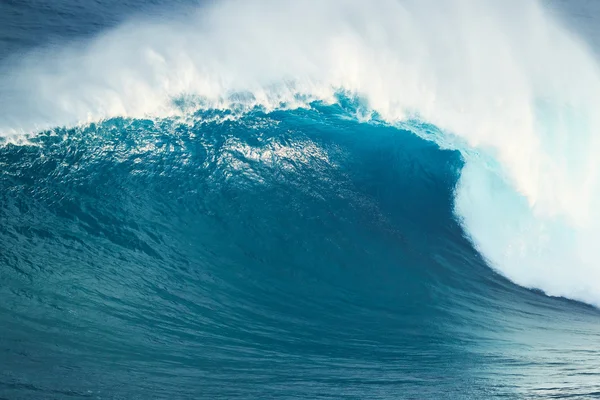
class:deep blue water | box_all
[2,1,600,399]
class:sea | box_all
[1,0,600,399]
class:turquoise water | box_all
[2,102,600,399]
[2,1,600,399]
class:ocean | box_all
[1,0,600,399]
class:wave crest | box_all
[2,0,600,306]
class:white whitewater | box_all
[2,0,600,306]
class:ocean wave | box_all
[1,0,600,311]
[3,101,600,398]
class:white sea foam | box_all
[2,0,600,306]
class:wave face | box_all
[2,0,600,399]
[2,100,600,399]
